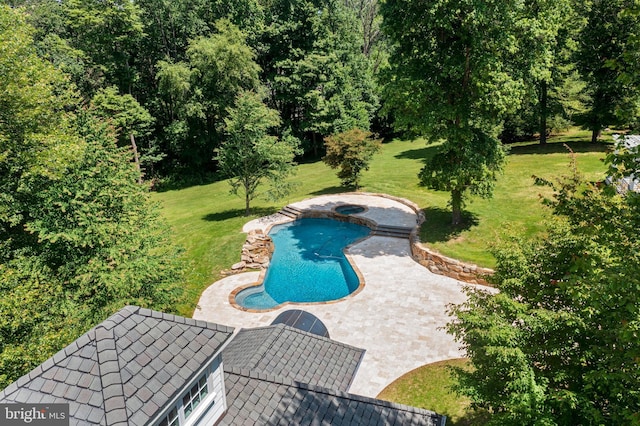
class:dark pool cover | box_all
[271,310,330,338]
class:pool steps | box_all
[370,225,413,239]
[279,205,412,239]
[279,205,304,219]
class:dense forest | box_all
[6,0,640,185]
[2,0,640,422]
[6,0,640,224]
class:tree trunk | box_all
[451,189,463,226]
[591,127,601,143]
[313,133,318,158]
[130,133,143,185]
[539,80,548,145]
[245,191,251,216]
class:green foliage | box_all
[258,0,378,154]
[419,129,506,224]
[323,128,381,189]
[448,158,640,424]
[155,20,260,170]
[215,91,301,215]
[381,0,524,224]
[63,0,145,94]
[89,86,161,177]
[0,7,183,389]
[576,0,640,142]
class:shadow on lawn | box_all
[421,207,479,244]
[202,207,278,222]
[446,408,492,426]
[309,186,349,196]
[507,140,612,156]
[394,145,439,163]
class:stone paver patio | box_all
[193,193,493,398]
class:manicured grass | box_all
[152,128,612,316]
[377,359,489,426]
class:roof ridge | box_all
[94,325,128,426]
[224,367,441,417]
[131,306,234,334]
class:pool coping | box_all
[228,212,374,313]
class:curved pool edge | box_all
[228,238,369,313]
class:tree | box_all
[381,0,523,224]
[576,0,640,143]
[258,0,378,155]
[89,86,157,182]
[323,128,381,189]
[215,91,301,216]
[0,6,183,389]
[155,20,260,171]
[517,0,575,145]
[447,156,640,424]
[62,0,145,95]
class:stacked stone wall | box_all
[410,235,494,286]
[223,230,274,275]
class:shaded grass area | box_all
[153,128,611,316]
[377,359,490,426]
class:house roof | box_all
[222,324,365,392]
[221,367,444,426]
[614,134,640,149]
[0,307,447,425]
[0,306,234,425]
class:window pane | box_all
[193,393,200,408]
[182,373,211,420]
[159,407,179,426]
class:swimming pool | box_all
[234,218,370,310]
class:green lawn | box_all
[152,128,612,317]
[377,359,490,426]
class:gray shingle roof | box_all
[223,324,365,392]
[221,367,445,426]
[0,306,234,426]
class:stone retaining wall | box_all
[410,237,494,286]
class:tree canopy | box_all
[0,5,183,389]
[448,155,640,424]
[380,0,522,224]
[323,128,381,189]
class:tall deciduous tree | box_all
[517,0,575,145]
[259,0,378,155]
[155,20,260,171]
[215,91,301,216]
[381,0,523,224]
[448,159,640,424]
[576,0,640,143]
[62,0,145,95]
[323,128,381,189]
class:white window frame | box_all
[156,368,216,426]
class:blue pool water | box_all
[235,218,370,310]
